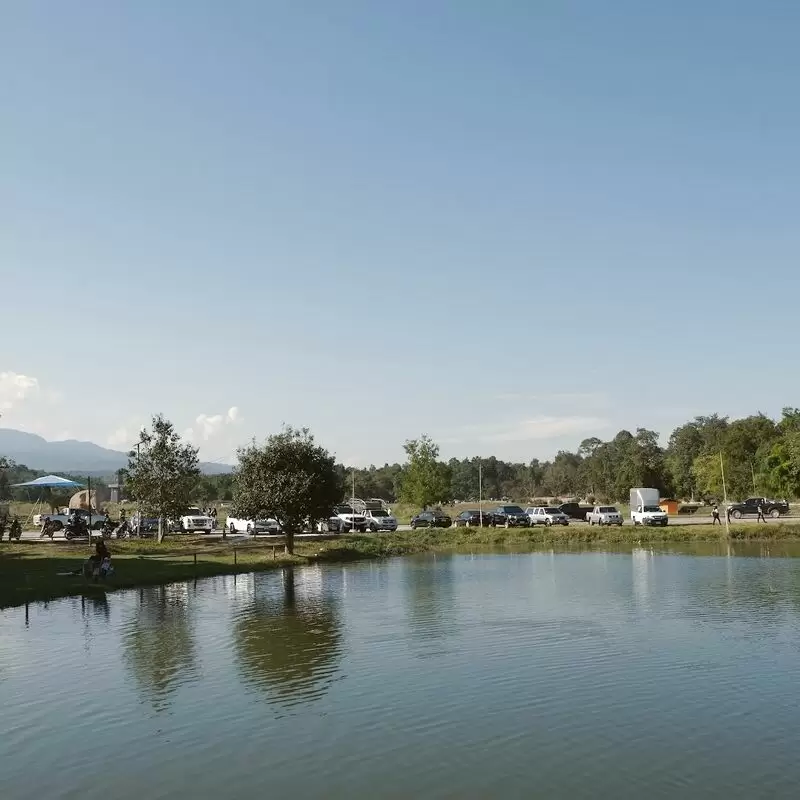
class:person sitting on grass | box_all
[84,540,113,581]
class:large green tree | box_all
[125,414,200,542]
[400,435,452,509]
[233,426,341,554]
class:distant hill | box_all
[0,428,232,476]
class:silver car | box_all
[526,506,570,526]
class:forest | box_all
[3,409,800,507]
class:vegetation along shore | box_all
[4,523,800,609]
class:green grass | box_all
[5,523,800,609]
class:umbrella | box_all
[11,475,84,489]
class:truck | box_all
[727,497,789,519]
[586,506,623,526]
[33,507,104,531]
[333,504,368,533]
[179,507,214,533]
[630,488,669,527]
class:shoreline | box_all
[4,524,800,609]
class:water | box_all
[4,545,800,798]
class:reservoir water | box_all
[3,546,800,798]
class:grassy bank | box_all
[4,523,800,609]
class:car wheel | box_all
[770,508,781,519]
[52,521,64,531]
[545,519,551,527]
[732,510,742,519]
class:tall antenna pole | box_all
[720,452,730,537]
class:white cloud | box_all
[0,371,40,411]
[106,419,149,449]
[193,406,242,441]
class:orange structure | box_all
[659,499,679,515]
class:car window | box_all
[599,506,618,513]
[544,507,560,513]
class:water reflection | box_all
[403,554,457,651]
[122,584,198,711]
[233,567,342,707]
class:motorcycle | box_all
[64,518,89,540]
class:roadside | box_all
[5,523,800,610]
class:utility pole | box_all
[136,440,142,538]
[479,459,483,527]
[721,452,730,537]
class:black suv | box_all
[491,505,530,528]
[411,510,453,529]
[454,510,491,527]
[728,497,789,519]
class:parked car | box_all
[558,503,596,521]
[179,507,214,533]
[411,510,453,529]
[586,506,623,526]
[333,505,368,533]
[317,515,349,533]
[727,497,789,519]
[363,509,398,532]
[454,509,491,527]
[526,506,570,526]
[131,513,159,534]
[226,517,281,534]
[491,505,530,528]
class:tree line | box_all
[173,408,800,514]
[5,408,800,552]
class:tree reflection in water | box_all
[403,554,457,652]
[234,567,342,707]
[123,584,197,711]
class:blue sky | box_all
[3,1,799,466]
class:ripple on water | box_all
[4,552,800,798]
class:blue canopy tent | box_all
[11,475,84,489]
[11,475,91,530]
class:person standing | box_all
[712,505,721,525]
[757,501,767,523]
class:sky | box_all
[3,1,800,467]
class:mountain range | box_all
[0,429,232,476]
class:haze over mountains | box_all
[0,429,232,476]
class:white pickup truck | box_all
[586,506,623,526]
[179,507,214,533]
[333,505,368,533]
[33,507,103,531]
